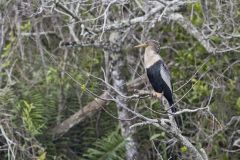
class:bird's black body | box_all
[146,60,176,113]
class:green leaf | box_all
[37,152,46,160]
[180,146,188,153]
[236,97,240,110]
[150,134,161,140]
[150,133,165,140]
[81,84,87,92]
[193,2,202,12]
[210,35,221,44]
[21,20,31,32]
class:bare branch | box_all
[173,107,208,115]
[54,1,80,21]
[169,13,216,54]
[51,92,110,137]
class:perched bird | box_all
[135,40,177,113]
[135,40,181,160]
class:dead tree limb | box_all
[51,92,110,137]
[51,75,147,137]
[169,13,215,54]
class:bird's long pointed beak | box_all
[134,43,148,48]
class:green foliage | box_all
[150,132,165,140]
[1,30,16,61]
[0,87,15,107]
[236,97,240,114]
[2,42,12,58]
[81,131,125,160]
[180,146,187,153]
[21,20,31,32]
[210,35,222,44]
[17,100,46,135]
[37,151,47,160]
[0,87,47,159]
[190,2,204,26]
[81,84,87,92]
[190,79,209,102]
[46,67,59,84]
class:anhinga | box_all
[135,40,177,113]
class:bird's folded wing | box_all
[160,63,172,92]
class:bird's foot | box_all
[152,91,163,99]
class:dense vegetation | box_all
[0,0,239,160]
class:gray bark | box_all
[200,0,210,22]
[109,32,141,160]
[0,12,4,86]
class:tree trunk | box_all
[109,32,141,160]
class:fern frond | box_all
[82,131,125,160]
[18,100,46,135]
[0,87,15,107]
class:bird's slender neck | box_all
[144,46,162,68]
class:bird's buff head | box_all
[135,40,162,68]
[134,40,160,53]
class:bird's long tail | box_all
[167,99,182,160]
[168,99,181,128]
[169,101,177,113]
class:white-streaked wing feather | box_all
[160,63,172,92]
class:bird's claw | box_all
[152,91,163,99]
